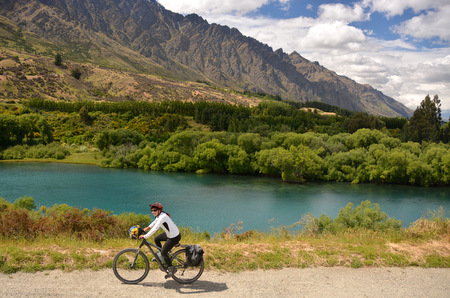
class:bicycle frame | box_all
[137,239,167,270]
[137,239,185,270]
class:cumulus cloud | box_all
[362,0,447,17]
[302,22,367,50]
[362,49,450,110]
[318,3,368,22]
[393,5,450,41]
[155,0,450,110]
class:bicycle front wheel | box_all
[170,248,204,284]
[112,248,149,284]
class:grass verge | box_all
[0,152,103,166]
[0,227,448,274]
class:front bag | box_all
[129,225,145,239]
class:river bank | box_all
[1,267,449,297]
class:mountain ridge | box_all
[0,0,412,117]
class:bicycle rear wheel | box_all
[170,248,204,284]
[112,248,149,284]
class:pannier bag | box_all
[186,244,204,266]
[129,225,145,239]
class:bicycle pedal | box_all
[164,273,171,279]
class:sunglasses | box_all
[151,209,158,212]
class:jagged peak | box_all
[185,13,208,24]
[274,48,284,55]
[0,0,413,117]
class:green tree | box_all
[237,133,262,154]
[54,53,62,66]
[226,146,251,174]
[0,115,24,147]
[253,145,322,182]
[252,147,284,177]
[420,143,450,185]
[324,148,367,182]
[345,128,385,149]
[71,67,82,80]
[404,95,441,143]
[193,139,229,173]
[94,129,143,150]
[36,117,54,144]
[346,112,383,133]
[79,106,91,125]
[440,121,450,143]
[162,131,206,156]
[18,114,40,144]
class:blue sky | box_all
[156,0,450,113]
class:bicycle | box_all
[112,238,204,284]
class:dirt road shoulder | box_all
[1,267,449,297]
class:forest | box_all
[0,95,449,186]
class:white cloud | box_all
[301,22,367,50]
[277,0,291,11]
[318,3,369,22]
[157,0,270,15]
[393,5,450,41]
[209,14,312,52]
[362,49,450,110]
[156,0,450,110]
[361,0,441,17]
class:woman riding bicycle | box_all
[139,202,181,276]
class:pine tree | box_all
[54,53,62,66]
[405,95,441,143]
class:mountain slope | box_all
[289,52,411,116]
[0,46,264,106]
[0,0,412,117]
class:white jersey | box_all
[144,212,180,239]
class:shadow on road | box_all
[142,280,228,294]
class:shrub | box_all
[13,196,36,211]
[0,198,12,211]
[1,145,27,159]
[296,200,402,234]
[71,68,82,80]
[0,199,130,241]
[0,208,35,237]
[336,200,402,230]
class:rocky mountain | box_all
[0,0,412,117]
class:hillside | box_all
[0,0,412,117]
[0,46,262,107]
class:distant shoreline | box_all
[0,157,99,166]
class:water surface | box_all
[1,162,448,233]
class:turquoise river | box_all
[1,162,449,233]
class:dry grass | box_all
[0,205,448,273]
[388,240,450,263]
[2,228,448,274]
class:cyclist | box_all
[139,202,181,277]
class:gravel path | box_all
[1,267,449,297]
